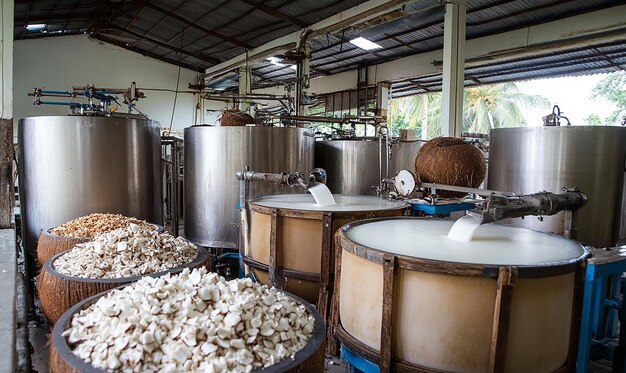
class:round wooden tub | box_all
[37,224,164,266]
[38,246,209,325]
[331,217,588,373]
[244,194,407,315]
[50,288,326,373]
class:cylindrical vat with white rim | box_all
[245,194,408,306]
[332,217,588,373]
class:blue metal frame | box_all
[217,252,245,278]
[410,201,476,216]
[578,257,626,372]
[341,344,380,373]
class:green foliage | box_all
[389,93,441,138]
[591,72,626,125]
[463,83,549,132]
[390,82,550,139]
[584,113,603,126]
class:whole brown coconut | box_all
[414,137,486,198]
[220,109,255,126]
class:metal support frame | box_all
[578,248,626,373]
[238,66,252,113]
[440,0,466,138]
[161,136,183,237]
[295,42,311,116]
[376,82,390,119]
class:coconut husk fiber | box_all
[414,136,486,198]
[220,109,255,126]
[37,231,89,266]
[38,247,210,325]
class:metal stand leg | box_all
[340,344,380,373]
[612,276,626,373]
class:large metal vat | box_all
[184,126,314,248]
[18,115,162,255]
[333,217,586,372]
[315,139,421,195]
[488,126,626,248]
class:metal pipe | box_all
[236,171,290,185]
[161,137,183,236]
[419,182,513,197]
[378,133,383,195]
[282,115,377,124]
[478,190,587,225]
[172,142,180,237]
[385,127,390,180]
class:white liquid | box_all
[251,194,407,212]
[308,183,337,207]
[447,215,482,242]
[345,219,584,265]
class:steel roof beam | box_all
[92,34,204,72]
[204,0,416,78]
[145,2,252,49]
[102,23,221,65]
[238,0,305,28]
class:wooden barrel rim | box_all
[334,323,568,373]
[248,200,409,219]
[42,223,165,240]
[338,216,590,279]
[44,246,209,284]
[52,287,325,373]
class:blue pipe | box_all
[39,90,73,95]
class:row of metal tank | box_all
[18,117,422,254]
[17,116,626,257]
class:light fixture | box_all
[267,56,297,71]
[26,24,46,31]
[349,37,383,51]
[267,56,283,65]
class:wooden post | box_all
[0,0,14,229]
[380,254,397,373]
[327,235,344,355]
[268,209,279,286]
[317,212,334,324]
[0,119,11,228]
[567,261,586,371]
[489,266,518,372]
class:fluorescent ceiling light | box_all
[267,56,283,65]
[267,56,297,71]
[26,24,46,31]
[349,37,382,50]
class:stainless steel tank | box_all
[389,140,423,176]
[18,115,162,255]
[184,126,314,248]
[315,139,422,195]
[488,126,626,248]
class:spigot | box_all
[309,168,327,185]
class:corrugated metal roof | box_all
[13,0,625,87]
[390,39,626,98]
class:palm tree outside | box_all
[389,82,550,138]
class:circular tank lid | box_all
[250,194,407,212]
[343,219,585,266]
